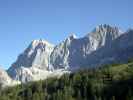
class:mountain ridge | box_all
[0,24,133,86]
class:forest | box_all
[1,61,133,100]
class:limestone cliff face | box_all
[10,40,54,69]
[6,24,133,84]
[7,40,54,82]
[0,67,19,87]
[50,24,123,69]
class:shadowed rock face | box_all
[6,24,133,83]
[50,24,123,69]
[83,29,133,67]
[89,24,122,47]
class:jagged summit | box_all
[27,39,54,57]
[92,24,120,33]
[9,39,54,69]
[56,33,77,49]
[85,24,123,47]
[68,33,77,40]
[31,39,54,48]
[62,33,77,44]
[5,24,133,84]
[7,39,55,82]
[50,24,126,70]
[86,24,122,39]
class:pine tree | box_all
[33,92,40,100]
[27,88,32,100]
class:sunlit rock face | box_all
[10,39,54,69]
[50,34,77,69]
[7,39,54,82]
[50,24,123,69]
[6,24,133,84]
[0,67,20,87]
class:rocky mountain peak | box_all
[86,24,123,47]
[93,24,120,33]
[7,39,55,82]
[6,24,133,84]
[63,34,77,45]
[8,39,54,72]
[27,39,54,56]
[68,34,77,40]
[31,39,54,49]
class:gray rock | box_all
[6,24,133,84]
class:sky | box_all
[0,0,133,69]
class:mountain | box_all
[0,67,19,87]
[85,29,133,67]
[50,24,123,69]
[7,39,68,83]
[9,39,54,70]
[6,24,133,84]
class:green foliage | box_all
[1,61,133,100]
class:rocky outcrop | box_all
[0,67,20,87]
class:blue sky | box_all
[0,0,132,69]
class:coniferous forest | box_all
[1,61,133,100]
